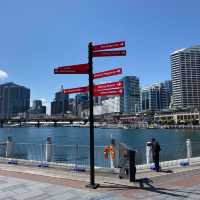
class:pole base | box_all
[85,183,100,189]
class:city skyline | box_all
[0,0,200,110]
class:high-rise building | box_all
[75,93,88,116]
[171,46,200,108]
[0,82,30,119]
[163,80,172,108]
[51,86,69,115]
[29,100,46,117]
[120,76,140,114]
[68,98,75,114]
[141,81,172,112]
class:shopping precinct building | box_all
[154,112,200,124]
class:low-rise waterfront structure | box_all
[154,111,200,124]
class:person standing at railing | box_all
[118,149,129,179]
[151,138,161,172]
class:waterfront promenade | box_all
[0,162,200,199]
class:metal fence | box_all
[0,138,200,170]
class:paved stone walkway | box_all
[0,165,200,199]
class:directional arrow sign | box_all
[94,88,123,97]
[94,81,123,91]
[93,50,126,57]
[93,68,122,79]
[92,41,125,52]
[63,81,123,94]
[54,63,89,74]
[63,86,88,94]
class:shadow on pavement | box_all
[100,178,187,198]
[160,169,173,173]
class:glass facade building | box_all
[171,46,200,108]
[120,76,140,114]
[75,93,89,116]
[141,81,172,112]
[0,82,30,119]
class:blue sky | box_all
[0,0,200,109]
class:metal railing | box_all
[0,138,200,171]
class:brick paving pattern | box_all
[0,164,200,199]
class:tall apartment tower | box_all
[171,46,200,108]
[141,81,172,112]
[0,82,30,119]
[120,76,140,114]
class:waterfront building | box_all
[154,111,200,125]
[51,86,69,115]
[102,96,120,114]
[93,96,120,115]
[163,80,172,108]
[75,93,89,117]
[67,98,75,114]
[171,46,200,109]
[29,100,46,118]
[0,82,30,119]
[141,81,172,112]
[120,76,140,114]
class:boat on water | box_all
[123,126,129,130]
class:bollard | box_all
[146,142,152,166]
[186,139,192,164]
[6,136,13,158]
[45,137,52,162]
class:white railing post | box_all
[110,136,115,169]
[45,137,52,162]
[6,136,13,158]
[186,139,192,164]
[146,142,152,166]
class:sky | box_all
[0,0,200,111]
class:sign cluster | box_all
[54,41,126,96]
[53,40,126,188]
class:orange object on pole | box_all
[104,146,109,160]
[110,146,115,160]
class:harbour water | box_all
[0,127,200,165]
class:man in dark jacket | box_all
[151,138,161,172]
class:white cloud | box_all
[0,70,8,80]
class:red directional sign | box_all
[94,81,123,91]
[54,63,89,74]
[93,50,126,57]
[63,86,88,94]
[93,68,122,79]
[94,88,123,97]
[92,41,125,52]
[63,81,123,94]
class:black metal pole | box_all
[87,42,99,189]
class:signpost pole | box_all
[87,42,99,189]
